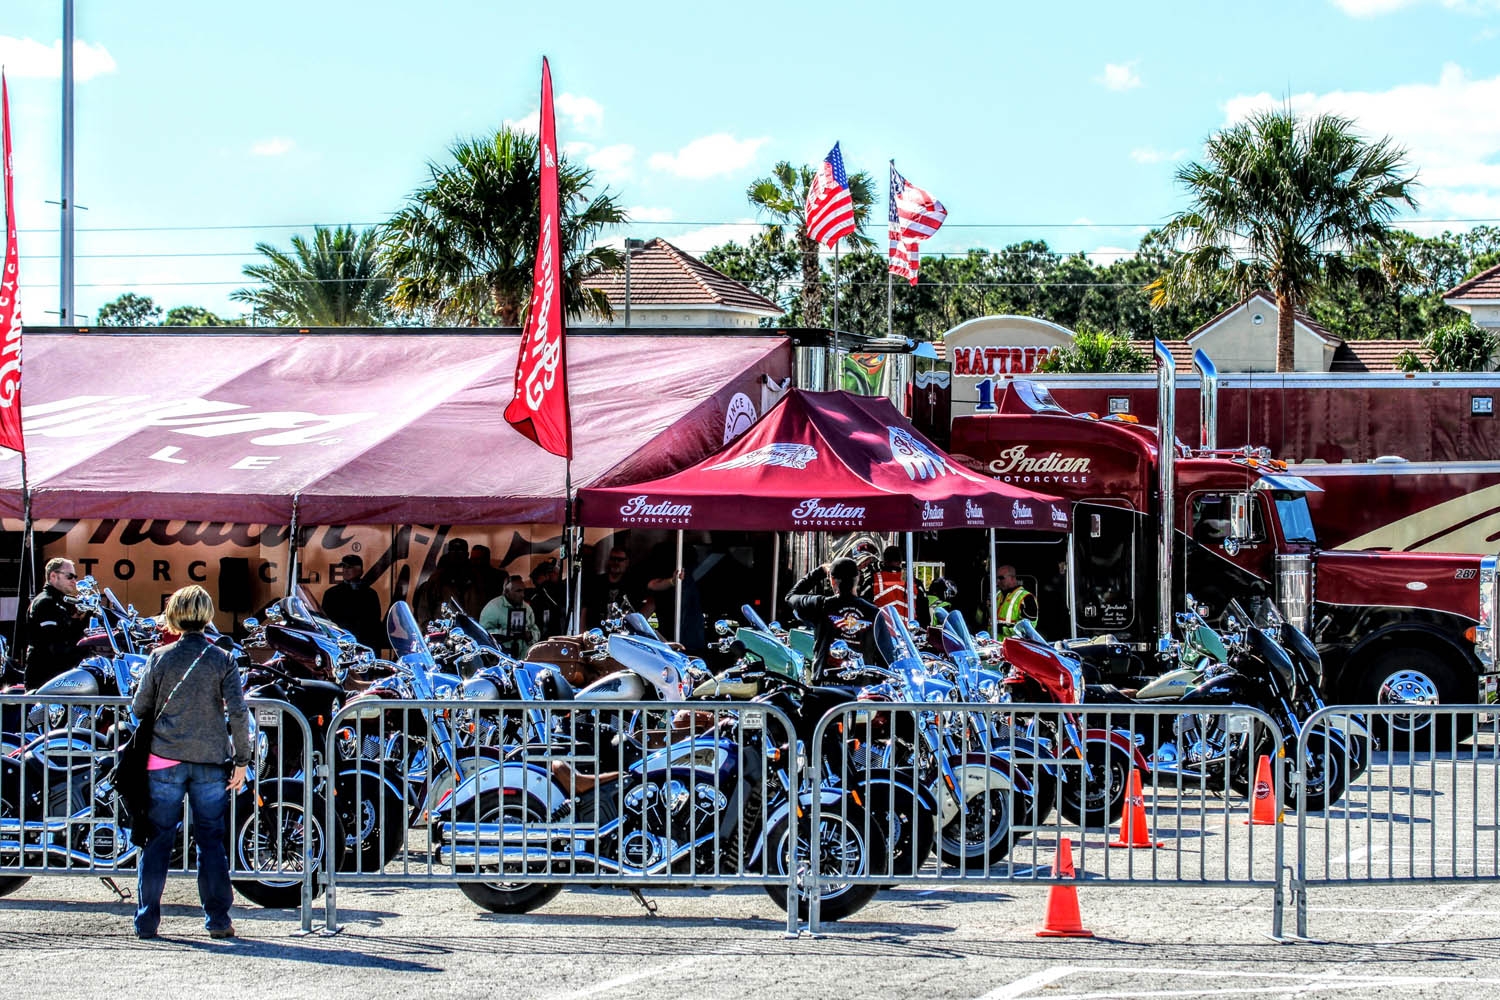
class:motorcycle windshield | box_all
[873,605,922,670]
[386,601,430,661]
[1246,620,1297,690]
[941,610,977,656]
[1193,623,1229,663]
[623,612,662,641]
[738,604,801,679]
[1279,620,1323,683]
[452,612,499,651]
[741,603,772,634]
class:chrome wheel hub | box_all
[1379,669,1440,732]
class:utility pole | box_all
[622,237,644,327]
[60,0,76,325]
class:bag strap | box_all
[153,644,214,724]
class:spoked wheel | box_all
[939,771,1020,871]
[764,800,885,923]
[1059,740,1131,829]
[454,790,562,915]
[0,785,30,899]
[230,781,331,909]
[1291,733,1347,813]
[334,770,407,875]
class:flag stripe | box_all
[805,143,857,248]
[888,162,944,286]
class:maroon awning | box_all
[0,330,791,524]
[577,389,1070,532]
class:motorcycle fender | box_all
[1085,728,1150,773]
[859,774,940,829]
[749,788,852,866]
[440,760,565,817]
[333,761,405,805]
[936,755,1028,828]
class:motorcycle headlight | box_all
[977,678,1000,701]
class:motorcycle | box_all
[434,600,888,922]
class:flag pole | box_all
[886,160,894,341]
[565,460,580,633]
[11,452,30,659]
[832,240,840,389]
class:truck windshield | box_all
[1275,494,1317,544]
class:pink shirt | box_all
[147,753,179,770]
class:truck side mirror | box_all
[1224,493,1252,555]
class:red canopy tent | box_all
[0,330,791,524]
[577,389,1070,532]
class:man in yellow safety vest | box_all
[994,564,1039,638]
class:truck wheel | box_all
[1359,648,1473,751]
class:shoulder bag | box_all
[117,645,214,847]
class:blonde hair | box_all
[163,585,215,633]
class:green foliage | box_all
[232,225,390,326]
[1152,109,1416,371]
[1035,327,1152,373]
[381,128,626,326]
[162,305,222,327]
[95,292,162,327]
[1414,320,1498,372]
[1394,348,1427,373]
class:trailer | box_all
[948,347,1499,742]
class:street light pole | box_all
[60,0,76,325]
[622,237,645,328]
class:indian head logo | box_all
[888,426,953,481]
[708,442,817,471]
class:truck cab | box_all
[950,375,1497,739]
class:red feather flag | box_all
[0,74,25,456]
[503,57,572,459]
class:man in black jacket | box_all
[25,557,86,690]
[785,558,879,676]
[321,554,385,653]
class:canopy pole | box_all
[11,453,31,658]
[904,531,915,621]
[286,493,301,600]
[565,462,581,634]
[673,530,684,642]
[988,529,998,631]
[771,532,781,622]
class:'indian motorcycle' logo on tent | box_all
[791,498,866,527]
[619,496,694,524]
[1051,505,1069,526]
[1011,499,1035,526]
[921,500,945,524]
[707,442,818,471]
[965,498,985,525]
[987,445,1090,485]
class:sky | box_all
[4,0,1500,323]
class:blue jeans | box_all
[134,762,234,936]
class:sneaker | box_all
[208,924,236,940]
[135,930,158,940]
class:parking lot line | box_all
[975,966,1078,1000]
[550,956,705,1000]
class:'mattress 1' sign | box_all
[951,346,1054,377]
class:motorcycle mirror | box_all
[1226,614,1241,631]
[974,630,992,642]
[243,617,259,630]
[126,604,138,617]
[932,607,949,626]
[585,628,605,643]
[714,619,735,637]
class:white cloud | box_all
[626,206,676,223]
[1223,63,1500,228]
[1085,245,1136,263]
[505,92,606,136]
[1098,62,1141,91]
[586,143,635,177]
[1330,0,1500,15]
[656,220,760,254]
[1130,146,1186,164]
[250,137,294,156]
[0,36,116,81]
[648,134,769,179]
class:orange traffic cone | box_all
[1109,768,1162,848]
[1036,836,1094,938]
[1243,753,1282,826]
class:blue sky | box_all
[5,0,1500,322]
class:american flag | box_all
[889,162,946,285]
[804,143,857,248]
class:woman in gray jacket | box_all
[129,585,252,940]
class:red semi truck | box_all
[972,368,1500,555]
[947,347,1499,737]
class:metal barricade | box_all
[320,698,803,934]
[806,702,1288,934]
[0,693,316,931]
[1292,704,1500,938]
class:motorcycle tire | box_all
[335,769,407,875]
[455,790,562,914]
[938,782,1019,871]
[863,780,936,878]
[763,799,885,923]
[230,780,334,909]
[1290,732,1347,813]
[0,783,30,898]
[1058,740,1131,829]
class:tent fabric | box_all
[0,331,791,524]
[577,389,1071,532]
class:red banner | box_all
[503,57,571,460]
[0,74,24,456]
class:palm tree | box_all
[231,225,390,326]
[1151,109,1416,371]
[382,129,626,326]
[746,161,875,329]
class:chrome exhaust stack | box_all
[1193,348,1218,451]
[1156,339,1176,653]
